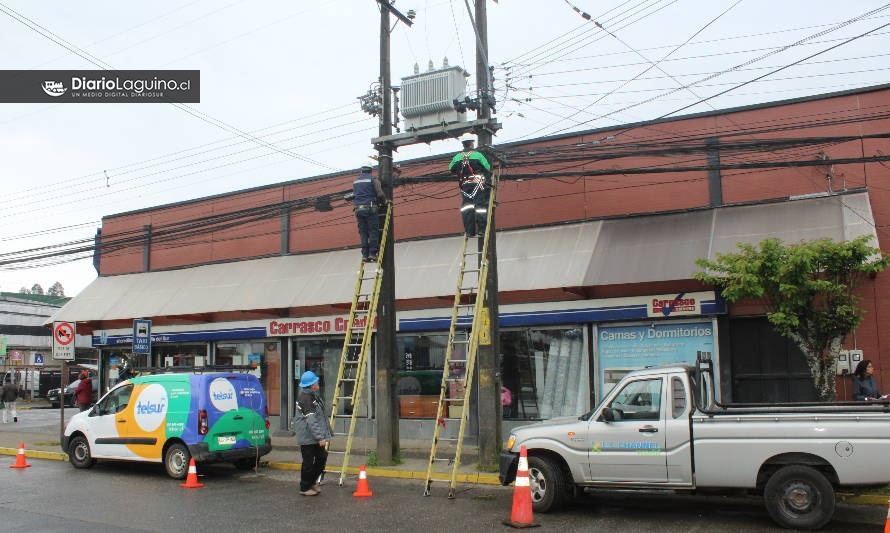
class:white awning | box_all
[50,191,876,323]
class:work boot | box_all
[299,488,319,496]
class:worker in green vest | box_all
[449,134,491,237]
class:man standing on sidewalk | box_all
[2,376,19,423]
[293,370,332,496]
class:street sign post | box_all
[52,321,76,361]
[133,319,152,355]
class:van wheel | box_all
[764,465,835,530]
[527,455,567,513]
[164,443,191,479]
[68,435,96,469]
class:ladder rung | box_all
[339,378,357,383]
[334,414,353,419]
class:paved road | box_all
[2,457,885,532]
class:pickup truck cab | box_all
[499,360,890,530]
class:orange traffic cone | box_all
[503,445,538,528]
[884,500,890,533]
[9,442,31,469]
[180,458,205,488]
[352,464,373,497]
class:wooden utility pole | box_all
[473,0,501,469]
[374,0,401,465]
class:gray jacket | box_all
[293,388,332,445]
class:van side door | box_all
[90,384,135,459]
[588,376,667,482]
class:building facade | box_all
[51,84,890,439]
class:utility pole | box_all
[374,0,412,465]
[473,0,501,469]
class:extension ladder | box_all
[423,174,497,498]
[326,203,392,486]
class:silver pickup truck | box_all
[499,358,890,530]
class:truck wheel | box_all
[527,455,567,513]
[764,465,835,530]
[164,443,191,479]
[68,435,96,469]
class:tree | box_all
[694,235,890,401]
[47,282,65,297]
[29,283,44,295]
[18,286,29,294]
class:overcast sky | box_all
[1,0,887,297]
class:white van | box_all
[62,372,271,478]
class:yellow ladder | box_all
[423,174,497,498]
[327,203,391,486]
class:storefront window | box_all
[216,341,280,415]
[500,327,588,421]
[154,343,207,369]
[596,320,715,401]
[293,338,343,410]
[396,334,453,418]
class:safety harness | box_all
[457,151,487,199]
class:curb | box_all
[0,447,500,485]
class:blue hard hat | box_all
[299,370,320,388]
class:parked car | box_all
[47,377,98,408]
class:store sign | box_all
[646,292,701,317]
[0,337,7,356]
[266,315,377,336]
[597,320,715,398]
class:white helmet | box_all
[460,134,476,146]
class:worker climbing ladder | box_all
[326,203,392,486]
[423,173,498,498]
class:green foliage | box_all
[694,235,890,400]
[47,282,65,297]
[29,283,44,295]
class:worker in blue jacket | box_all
[352,165,386,262]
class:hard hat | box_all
[360,165,373,172]
[460,134,476,145]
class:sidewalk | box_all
[0,401,500,486]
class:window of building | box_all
[396,334,451,418]
[216,341,280,415]
[500,327,588,421]
[154,343,207,369]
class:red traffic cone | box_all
[884,500,890,533]
[180,458,205,488]
[352,464,373,497]
[9,442,31,469]
[503,445,539,528]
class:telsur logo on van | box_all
[209,378,239,412]
[133,383,168,432]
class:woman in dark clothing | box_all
[852,359,885,401]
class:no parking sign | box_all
[52,321,76,360]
